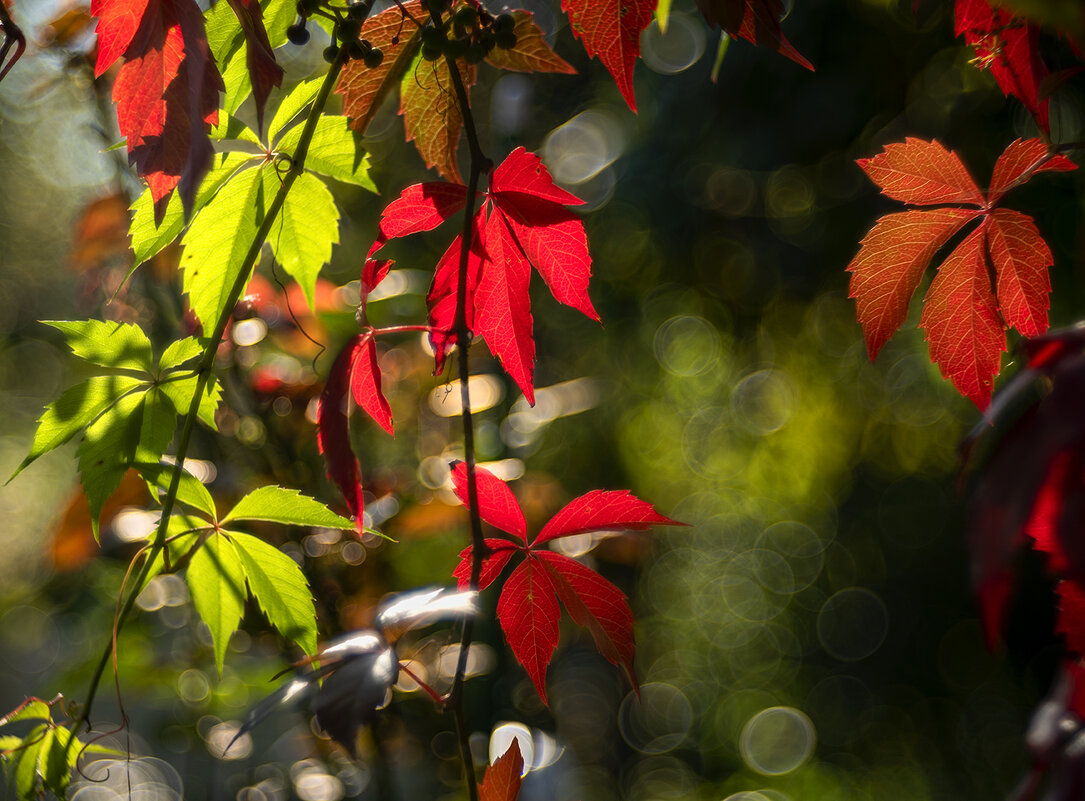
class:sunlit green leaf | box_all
[277,116,377,191]
[211,112,261,145]
[77,388,146,540]
[42,726,74,797]
[144,529,202,581]
[231,531,317,655]
[137,387,179,461]
[0,701,51,728]
[188,533,246,674]
[11,724,46,800]
[137,462,217,521]
[655,0,673,32]
[11,375,142,481]
[158,373,222,431]
[268,77,323,144]
[222,485,354,529]
[206,0,250,115]
[45,320,154,372]
[159,337,206,371]
[130,152,256,268]
[262,170,339,310]
[263,0,297,48]
[181,165,264,337]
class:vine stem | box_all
[75,47,352,732]
[422,6,490,801]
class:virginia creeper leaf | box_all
[370,182,468,252]
[41,726,75,798]
[222,485,354,529]
[181,164,263,335]
[157,372,222,430]
[484,11,576,74]
[451,462,527,543]
[497,558,559,704]
[210,111,261,144]
[350,335,393,436]
[534,489,684,545]
[11,724,47,800]
[268,77,322,144]
[275,115,376,191]
[224,0,283,133]
[562,0,655,111]
[0,701,51,726]
[426,212,486,375]
[857,138,986,206]
[136,386,180,461]
[987,208,1051,337]
[337,0,427,134]
[453,538,519,590]
[988,138,1077,204]
[45,319,154,372]
[400,52,476,184]
[920,224,1005,408]
[490,146,586,206]
[263,169,340,312]
[159,336,205,370]
[92,0,148,75]
[188,532,246,673]
[318,335,367,530]
[694,0,813,70]
[480,738,523,801]
[137,460,217,520]
[848,208,979,361]
[231,530,318,656]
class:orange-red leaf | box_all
[350,334,393,436]
[857,138,985,207]
[987,138,1077,204]
[987,208,1051,337]
[562,0,654,112]
[337,0,426,134]
[370,182,468,253]
[920,225,1005,408]
[484,11,576,75]
[498,558,559,704]
[480,737,524,801]
[451,462,527,543]
[400,54,476,184]
[92,0,148,75]
[848,208,979,360]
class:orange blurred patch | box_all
[50,470,149,572]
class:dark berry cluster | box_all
[419,2,518,64]
[285,0,384,69]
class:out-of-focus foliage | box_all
[1,0,1083,799]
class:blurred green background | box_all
[1,0,1084,799]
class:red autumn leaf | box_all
[426,209,487,375]
[849,137,1075,407]
[955,0,1049,131]
[920,224,1005,408]
[695,0,813,71]
[369,182,468,256]
[453,539,519,590]
[562,0,655,111]
[337,0,427,134]
[484,11,576,75]
[350,334,393,436]
[224,0,282,134]
[450,464,681,703]
[480,739,523,801]
[95,0,223,220]
[451,463,527,542]
[317,334,367,531]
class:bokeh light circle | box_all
[654,315,721,376]
[816,587,889,661]
[618,683,693,753]
[542,110,625,185]
[739,706,816,775]
[640,14,706,75]
[731,370,795,434]
[69,757,184,801]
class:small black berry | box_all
[287,22,310,46]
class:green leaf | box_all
[130,152,256,268]
[231,531,317,655]
[655,0,673,32]
[262,0,297,48]
[45,320,154,372]
[188,534,246,674]
[144,529,202,581]
[222,485,354,529]
[11,724,46,799]
[206,0,250,115]
[137,462,217,521]
[710,33,730,84]
[262,170,339,311]
[268,77,323,144]
[11,374,141,480]
[77,388,147,540]
[159,337,206,371]
[158,373,222,431]
[181,165,264,337]
[211,112,261,145]
[42,727,74,798]
[0,701,51,728]
[137,387,179,461]
[277,116,377,191]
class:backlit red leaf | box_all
[857,138,985,207]
[534,489,682,546]
[490,146,585,206]
[987,208,1051,337]
[695,0,812,70]
[224,0,282,134]
[427,209,486,374]
[920,224,1005,408]
[497,558,559,704]
[536,550,636,688]
[453,539,520,590]
[337,0,426,134]
[480,735,523,801]
[848,208,979,361]
[318,335,367,531]
[368,182,468,258]
[988,138,1077,204]
[451,462,527,543]
[476,211,535,403]
[562,0,654,111]
[92,0,148,75]
[484,11,576,75]
[400,54,476,183]
[350,334,393,436]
